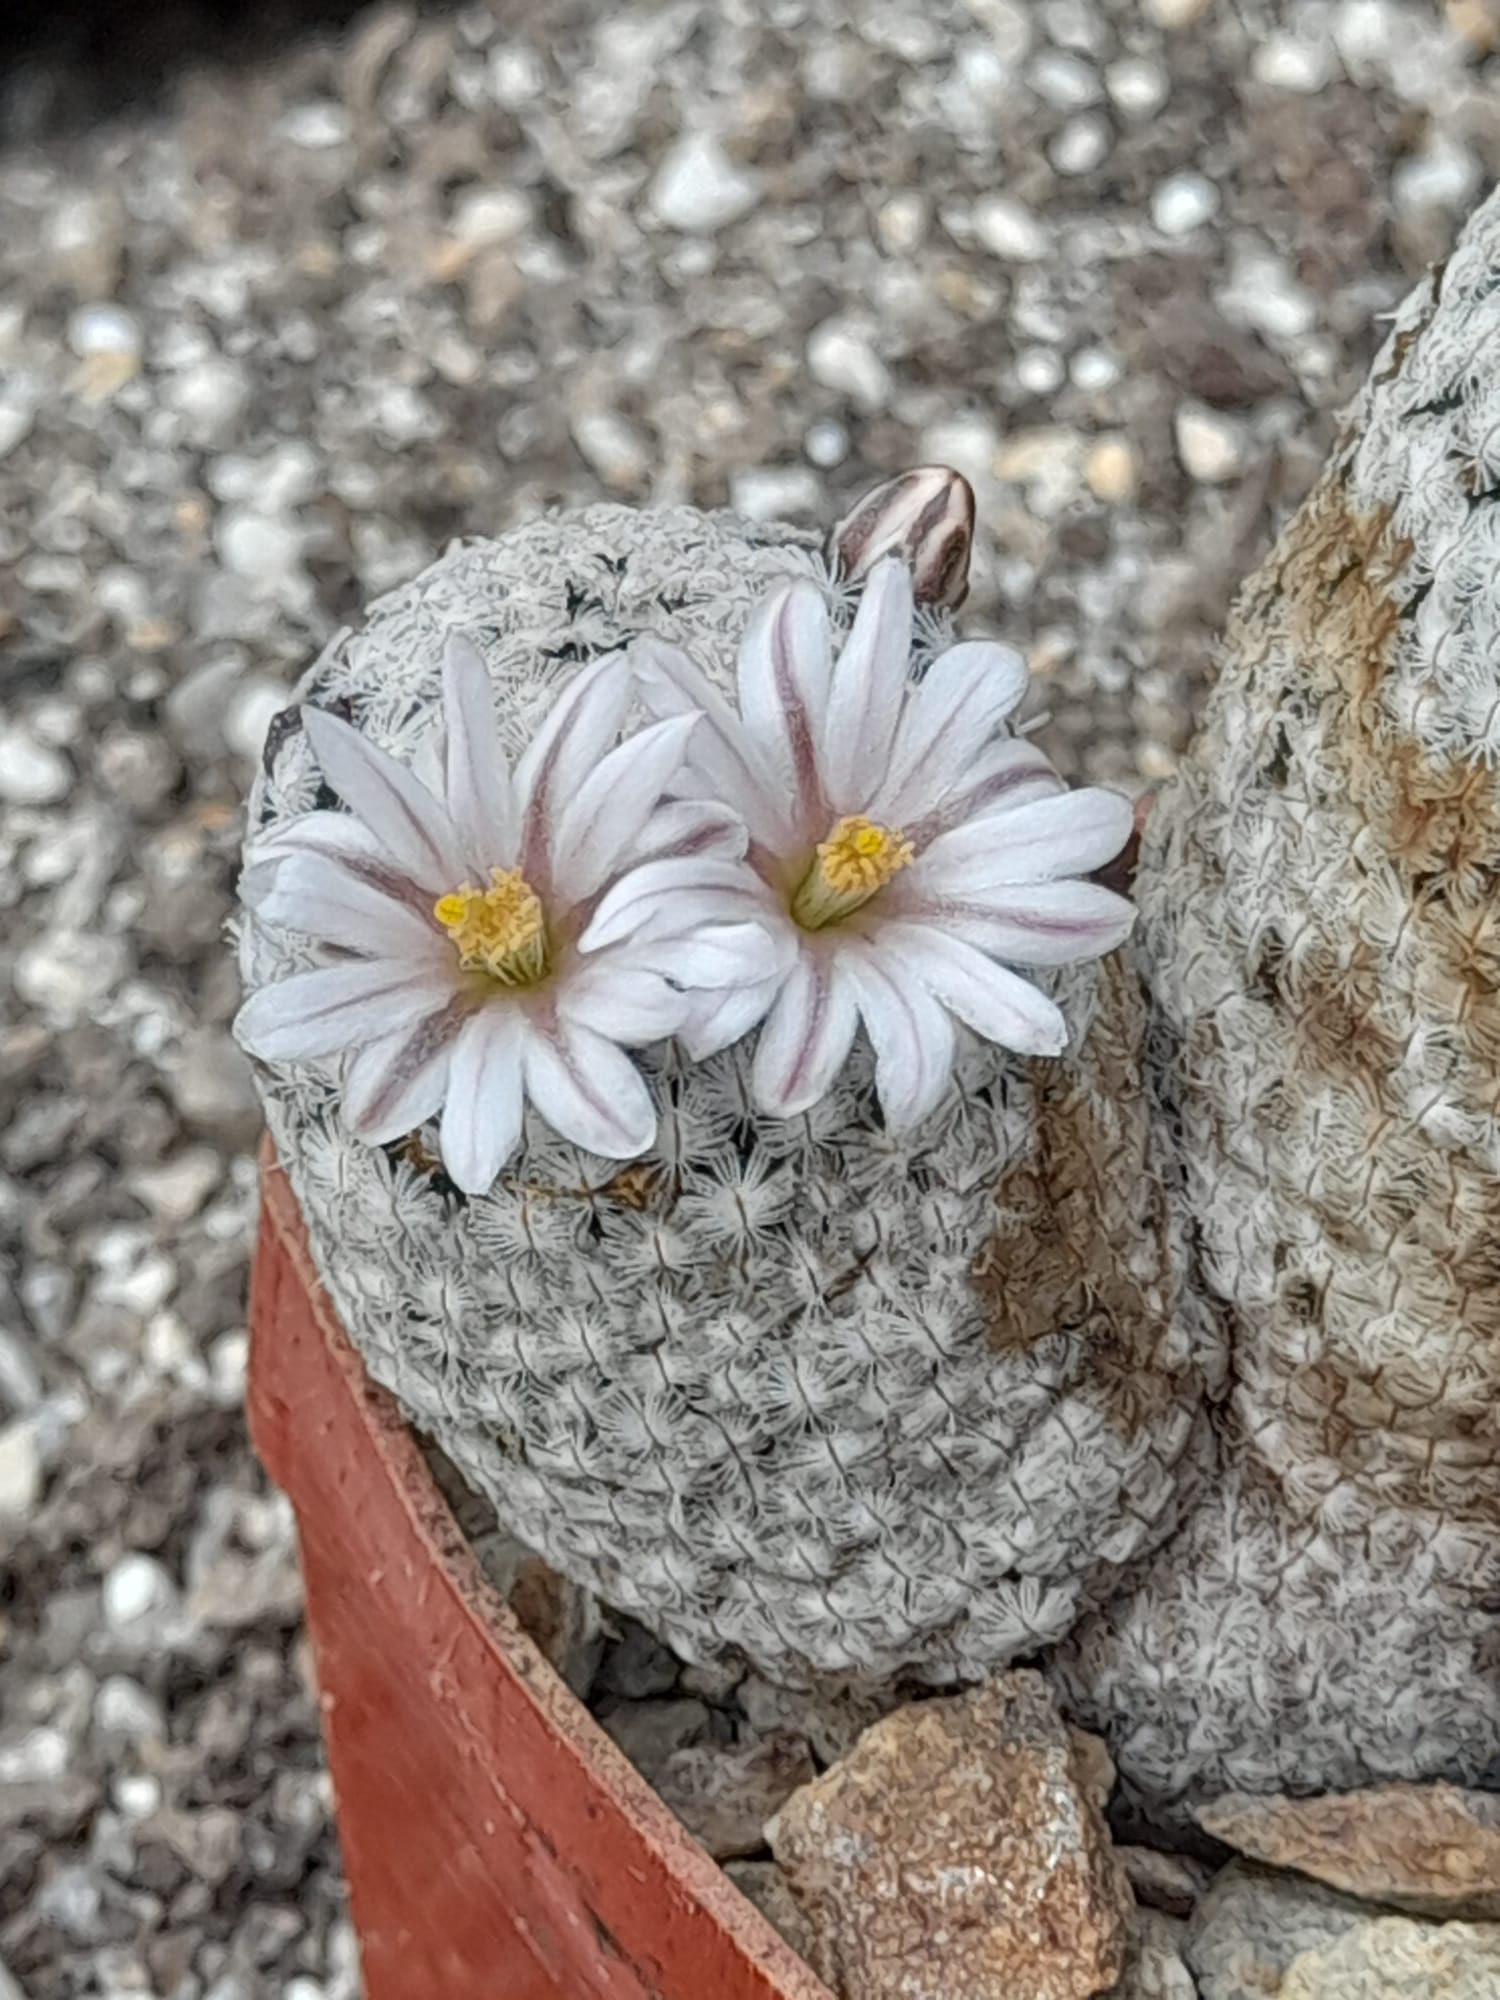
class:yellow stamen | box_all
[433,866,548,985]
[790,814,913,930]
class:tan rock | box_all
[655,1732,817,1860]
[1280,1916,1500,1998]
[1109,1908,1196,1998]
[1185,1861,1372,2000]
[1117,1845,1214,1919]
[1195,1783,1500,1920]
[766,1671,1130,2000]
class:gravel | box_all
[1,2,1493,1995]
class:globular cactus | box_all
[238,500,1218,1688]
[1050,189,1500,1806]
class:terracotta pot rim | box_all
[251,1138,831,2000]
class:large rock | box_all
[1109,1909,1195,1999]
[766,1672,1130,2000]
[654,1733,816,1860]
[1196,1783,1500,1920]
[1279,1916,1500,1998]
[1185,1862,1374,2000]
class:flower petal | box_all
[627,798,749,868]
[902,738,1066,849]
[559,959,688,1044]
[343,998,467,1145]
[891,879,1137,966]
[871,639,1030,825]
[549,713,700,907]
[234,959,453,1061]
[820,556,914,815]
[246,813,438,924]
[874,924,1067,1056]
[632,637,791,848]
[736,578,833,827]
[303,706,464,892]
[439,1006,525,1193]
[678,973,785,1060]
[513,652,632,886]
[578,856,777,954]
[521,1015,657,1158]
[442,632,518,873]
[911,787,1135,894]
[842,945,957,1130]
[626,919,792,991]
[248,851,441,958]
[751,951,860,1118]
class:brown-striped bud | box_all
[828,466,976,608]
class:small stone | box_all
[1393,137,1482,216]
[1152,172,1220,236]
[94,1676,167,1743]
[115,1774,162,1819]
[168,1030,262,1147]
[1017,347,1065,395]
[597,1618,680,1700]
[166,657,244,760]
[1185,1861,1373,2000]
[1106,56,1169,116]
[1050,113,1110,175]
[601,1698,712,1782]
[1279,1917,1500,1998]
[0,1726,69,1785]
[1251,32,1333,92]
[650,134,761,232]
[1195,1783,1500,1921]
[995,427,1085,514]
[725,1860,820,1961]
[766,1672,1130,2000]
[14,932,127,1018]
[1086,437,1138,503]
[42,191,123,295]
[679,1656,746,1704]
[730,466,822,522]
[506,1557,606,1698]
[0,1420,41,1520]
[1029,49,1102,107]
[67,303,141,360]
[448,186,533,247]
[103,1552,178,1632]
[1116,1908,1197,1999]
[1072,346,1122,391]
[1118,1845,1214,1919]
[225,677,292,768]
[126,1147,223,1224]
[571,409,652,490]
[0,391,34,460]
[216,510,305,587]
[803,419,849,469]
[972,196,1050,262]
[655,1733,816,1859]
[807,318,892,412]
[166,359,250,445]
[1145,0,1208,24]
[0,727,71,804]
[876,193,926,256]
[275,101,352,148]
[1174,403,1246,484]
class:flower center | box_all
[790,814,913,931]
[433,867,548,985]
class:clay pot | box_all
[248,1147,829,2000]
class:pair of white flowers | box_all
[237,558,1135,1195]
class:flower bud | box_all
[828,466,976,608]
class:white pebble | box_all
[876,193,926,256]
[1145,0,1208,24]
[803,419,848,468]
[1070,345,1122,391]
[1105,56,1168,117]
[571,409,651,489]
[0,1419,41,1521]
[276,101,353,148]
[96,1251,176,1317]
[1028,49,1102,107]
[15,932,126,1017]
[127,1148,223,1225]
[0,389,35,459]
[972,195,1050,262]
[0,727,71,805]
[166,358,249,443]
[67,303,140,359]
[806,318,892,412]
[1050,113,1111,175]
[103,1552,178,1630]
[0,1725,68,1784]
[1016,347,1065,395]
[1175,402,1247,484]
[225,677,292,767]
[650,134,761,233]
[1251,32,1332,92]
[448,185,533,245]
[1393,136,1481,215]
[217,509,304,584]
[1152,172,1220,237]
[730,466,822,522]
[114,1774,162,1819]
[94,1676,166,1742]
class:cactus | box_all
[240,189,1500,1810]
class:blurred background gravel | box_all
[0,1,1494,1994]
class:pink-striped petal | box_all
[559,960,688,1044]
[910,787,1134,894]
[442,633,518,874]
[632,637,792,848]
[678,973,785,1061]
[578,856,777,954]
[513,652,632,887]
[342,998,468,1144]
[303,706,464,892]
[247,851,441,959]
[549,713,700,907]
[627,799,749,869]
[842,945,957,1130]
[234,958,454,1062]
[873,924,1068,1056]
[521,1016,657,1158]
[902,738,1065,849]
[750,951,860,1118]
[887,879,1136,966]
[621,919,791,991]
[820,557,914,815]
[870,639,1030,825]
[735,579,833,830]
[439,1006,525,1193]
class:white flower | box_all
[632,555,1137,1127]
[235,638,785,1194]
